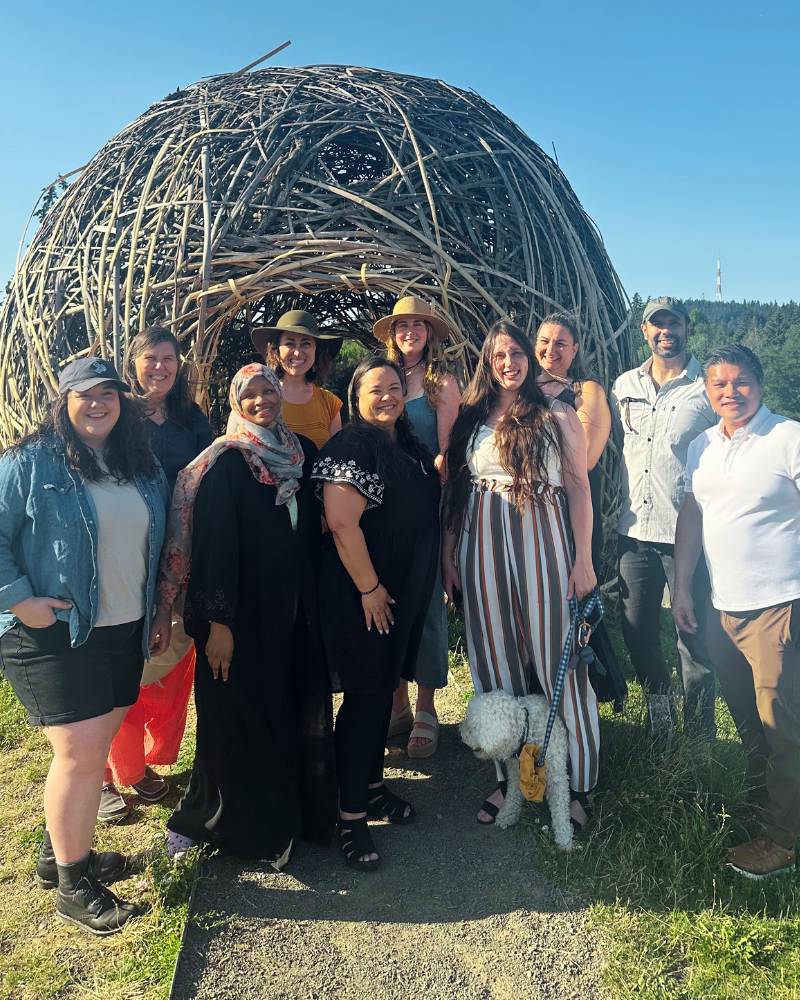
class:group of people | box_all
[1,292,798,937]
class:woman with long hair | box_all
[97,327,214,823]
[0,358,169,934]
[442,321,600,829]
[156,364,336,861]
[374,297,461,757]
[253,310,344,448]
[312,356,440,869]
[535,312,625,710]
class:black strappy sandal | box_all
[570,790,594,833]
[338,816,381,871]
[366,784,417,825]
[477,780,508,826]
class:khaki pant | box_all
[706,599,800,850]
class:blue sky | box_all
[1,0,797,304]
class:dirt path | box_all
[171,680,606,1000]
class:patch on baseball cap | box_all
[58,357,131,395]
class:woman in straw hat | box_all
[374,296,461,757]
[252,310,344,449]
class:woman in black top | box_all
[535,312,626,712]
[312,356,440,869]
[126,326,214,494]
[101,327,214,821]
[160,364,336,861]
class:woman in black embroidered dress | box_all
[312,356,440,869]
[161,364,336,863]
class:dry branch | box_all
[0,64,634,568]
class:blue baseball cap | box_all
[58,357,131,395]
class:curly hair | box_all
[346,354,437,482]
[12,390,156,483]
[123,325,198,429]
[264,331,335,386]
[384,318,448,409]
[444,320,567,531]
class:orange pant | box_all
[105,645,195,787]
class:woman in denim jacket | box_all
[0,358,169,936]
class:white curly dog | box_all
[460,689,574,851]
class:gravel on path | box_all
[171,680,607,1000]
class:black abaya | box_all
[168,441,336,860]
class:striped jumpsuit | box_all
[458,424,600,792]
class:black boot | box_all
[56,853,139,936]
[36,827,126,890]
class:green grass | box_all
[529,610,800,999]
[0,676,201,1000]
[450,604,800,997]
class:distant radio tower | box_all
[716,256,722,301]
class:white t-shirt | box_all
[85,466,150,627]
[684,404,800,612]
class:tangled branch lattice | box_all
[0,63,635,562]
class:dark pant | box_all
[335,692,393,814]
[706,600,800,849]
[618,534,716,734]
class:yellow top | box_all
[281,385,343,449]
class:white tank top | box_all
[467,424,563,487]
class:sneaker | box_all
[56,853,139,936]
[36,827,126,890]
[647,694,674,751]
[726,834,796,879]
[97,783,130,824]
[132,767,169,804]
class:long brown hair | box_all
[12,390,156,483]
[123,326,197,429]
[444,321,566,530]
[385,319,447,408]
[265,332,335,386]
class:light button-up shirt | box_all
[611,354,717,544]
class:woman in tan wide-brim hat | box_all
[374,296,461,759]
[252,311,344,449]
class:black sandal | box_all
[366,784,417,825]
[570,789,594,833]
[338,816,381,870]
[477,780,508,826]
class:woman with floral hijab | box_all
[153,364,336,863]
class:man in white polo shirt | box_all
[672,344,800,878]
[611,296,718,740]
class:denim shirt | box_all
[0,439,169,656]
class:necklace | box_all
[403,357,424,376]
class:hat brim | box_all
[251,326,344,359]
[642,306,689,324]
[67,377,131,394]
[372,312,452,345]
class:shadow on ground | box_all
[171,687,604,1000]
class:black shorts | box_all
[0,618,144,727]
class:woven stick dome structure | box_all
[0,64,633,447]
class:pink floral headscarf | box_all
[157,364,304,607]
